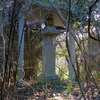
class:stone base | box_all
[39,73,60,85]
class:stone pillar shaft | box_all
[42,36,55,74]
[17,12,25,80]
[68,33,75,81]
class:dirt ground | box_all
[15,80,100,100]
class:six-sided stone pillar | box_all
[17,12,25,80]
[39,26,60,84]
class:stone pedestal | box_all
[39,74,60,84]
[39,26,60,84]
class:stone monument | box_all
[39,14,60,84]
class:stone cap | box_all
[39,26,61,37]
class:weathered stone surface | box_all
[39,26,60,84]
[42,37,55,74]
[39,73,60,84]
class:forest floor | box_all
[16,80,100,100]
